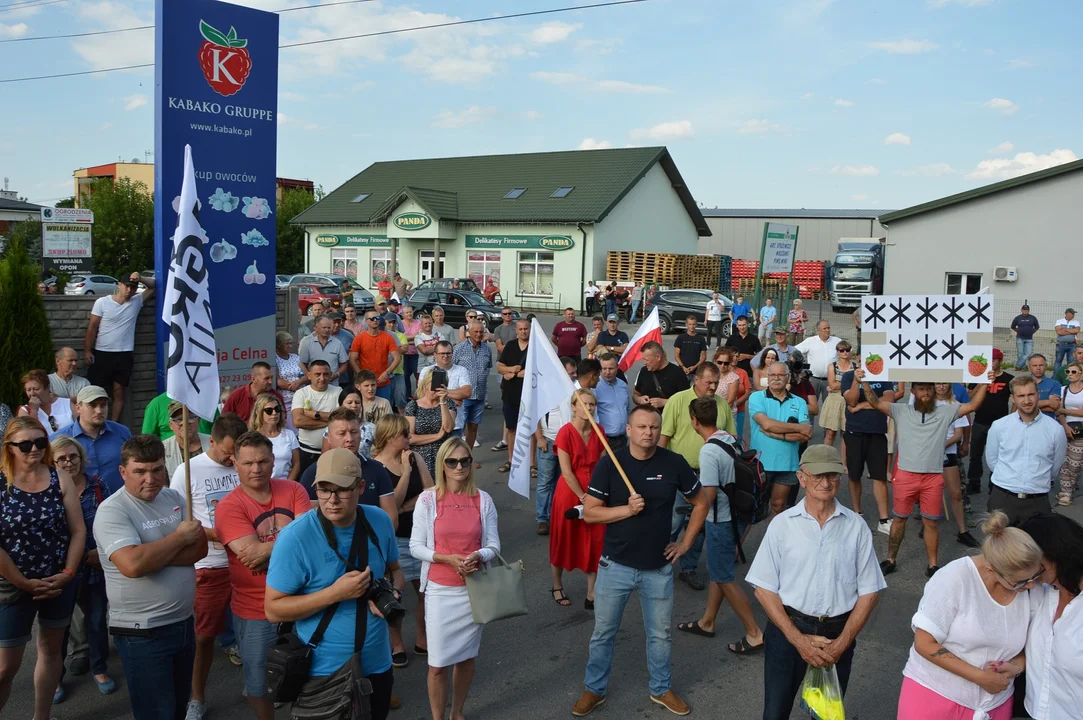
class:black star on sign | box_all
[916,297,939,329]
[941,335,964,365]
[967,297,991,328]
[942,296,965,329]
[889,298,912,329]
[916,334,938,366]
[865,297,887,330]
[889,337,912,363]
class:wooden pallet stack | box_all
[605,251,723,289]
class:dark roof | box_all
[0,197,45,213]
[702,208,886,219]
[879,158,1083,224]
[291,147,710,235]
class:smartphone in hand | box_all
[431,367,448,390]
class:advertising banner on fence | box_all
[154,0,279,389]
[859,294,994,383]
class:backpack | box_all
[707,436,770,563]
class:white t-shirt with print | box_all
[169,452,239,570]
[91,294,144,352]
[1055,317,1080,344]
[290,385,341,451]
[269,428,300,479]
[705,300,724,322]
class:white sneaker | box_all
[877,519,891,536]
[473,439,480,447]
[185,700,206,720]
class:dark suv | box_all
[406,289,515,331]
[647,288,732,335]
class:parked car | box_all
[296,284,342,315]
[276,274,294,288]
[406,288,515,331]
[414,277,481,293]
[289,274,375,310]
[64,274,119,296]
[646,288,732,335]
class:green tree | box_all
[276,186,320,275]
[7,219,42,262]
[82,178,155,278]
[0,239,55,411]
[55,197,76,209]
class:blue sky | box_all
[2,0,1079,210]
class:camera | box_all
[786,349,811,384]
[368,577,406,624]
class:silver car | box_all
[276,274,293,288]
[65,274,119,295]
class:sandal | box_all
[727,637,765,655]
[677,621,715,638]
[531,466,538,479]
[1058,493,1072,506]
[551,588,571,607]
[497,461,511,473]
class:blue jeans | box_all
[60,580,109,679]
[670,494,705,574]
[114,617,196,720]
[1055,343,1075,374]
[234,616,278,697]
[762,616,855,720]
[630,301,641,323]
[584,558,674,697]
[391,374,407,409]
[605,298,616,317]
[403,354,418,398]
[375,384,392,402]
[1015,337,1033,368]
[535,439,560,523]
[734,410,747,446]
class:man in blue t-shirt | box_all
[841,369,896,534]
[266,448,403,720]
[1027,353,1063,419]
[748,361,812,515]
[1010,304,1040,369]
[729,295,754,326]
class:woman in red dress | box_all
[549,388,607,610]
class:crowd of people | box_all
[1,290,1082,720]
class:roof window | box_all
[551,186,574,198]
[503,188,527,199]
[351,193,370,203]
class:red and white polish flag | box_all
[618,307,663,372]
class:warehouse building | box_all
[698,209,886,262]
[879,158,1082,317]
[290,146,710,309]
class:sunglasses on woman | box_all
[443,456,472,469]
[7,437,49,453]
[263,406,282,415]
[1001,565,1044,591]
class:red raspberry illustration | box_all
[865,354,884,375]
[198,20,252,97]
[968,354,988,377]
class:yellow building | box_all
[73,162,156,207]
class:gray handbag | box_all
[464,549,527,625]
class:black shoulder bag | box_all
[289,510,379,720]
[265,511,366,707]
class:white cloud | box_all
[0,22,29,38]
[984,97,1020,115]
[430,105,498,129]
[867,77,887,85]
[71,1,154,72]
[735,119,789,135]
[123,94,148,111]
[967,149,1078,181]
[800,92,814,100]
[988,141,1014,155]
[884,132,911,146]
[929,0,992,6]
[528,21,580,44]
[97,122,113,132]
[575,38,620,54]
[278,112,323,131]
[280,91,306,102]
[834,98,854,107]
[521,110,542,120]
[350,81,375,92]
[530,71,668,94]
[1009,57,1037,69]
[901,163,955,177]
[629,120,694,141]
[867,39,939,54]
[578,138,612,150]
[829,165,879,176]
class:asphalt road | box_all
[8,312,1080,720]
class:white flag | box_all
[162,145,220,422]
[509,318,576,498]
[391,291,401,303]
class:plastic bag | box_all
[799,663,846,720]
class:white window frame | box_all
[945,272,982,295]
[330,249,358,280]
[467,250,501,291]
[517,251,555,298]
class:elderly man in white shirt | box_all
[795,319,842,405]
[746,444,887,720]
[985,375,1067,525]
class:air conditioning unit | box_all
[993,266,1018,282]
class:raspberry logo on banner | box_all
[198,20,252,96]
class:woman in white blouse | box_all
[248,392,300,481]
[410,437,500,720]
[1019,512,1083,719]
[896,510,1042,720]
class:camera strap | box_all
[317,508,384,655]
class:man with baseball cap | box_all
[1054,307,1080,375]
[965,348,1013,495]
[593,314,630,358]
[266,447,403,720]
[51,385,132,492]
[84,271,155,422]
[746,444,886,720]
[1010,304,1039,370]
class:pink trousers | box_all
[897,677,1013,720]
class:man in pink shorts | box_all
[856,371,991,579]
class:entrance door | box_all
[419,250,446,282]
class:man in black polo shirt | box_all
[966,348,1013,494]
[633,341,689,410]
[725,316,762,377]
[573,405,708,718]
[673,315,708,380]
[595,314,630,358]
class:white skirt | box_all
[424,581,482,667]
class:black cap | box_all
[119,273,139,287]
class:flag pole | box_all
[572,390,636,495]
[181,406,193,520]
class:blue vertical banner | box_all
[154,0,279,390]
